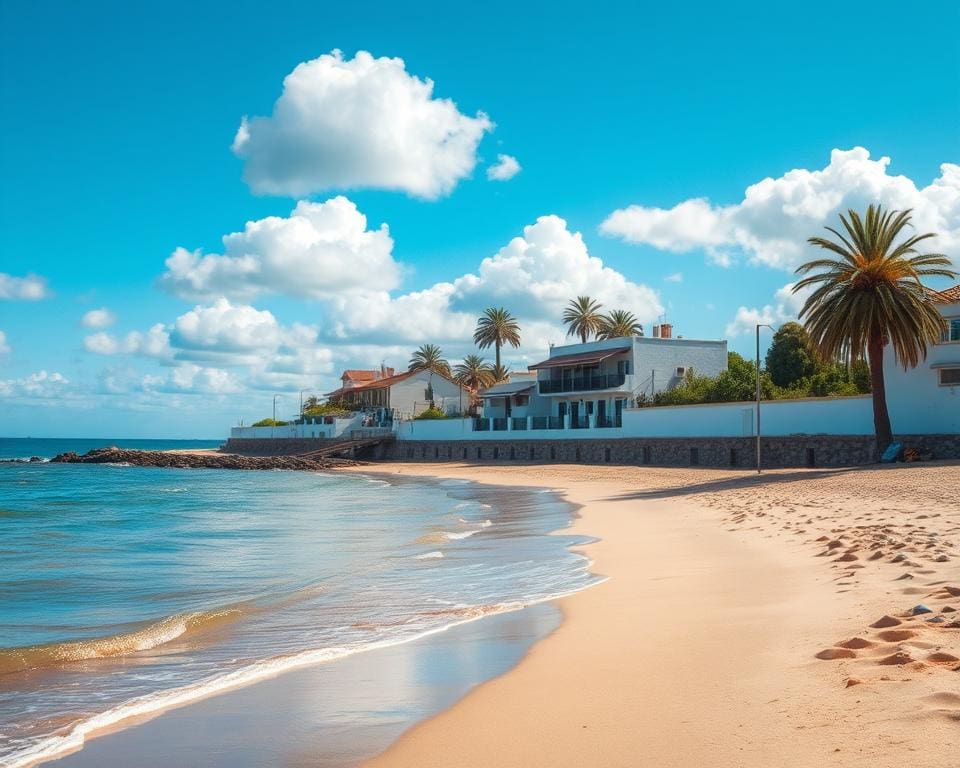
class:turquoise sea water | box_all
[0,438,222,461]
[0,440,597,766]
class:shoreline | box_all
[346,461,959,768]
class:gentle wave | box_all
[2,593,594,768]
[0,608,244,676]
[413,551,444,560]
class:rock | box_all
[911,604,933,615]
[48,448,357,472]
[926,617,946,624]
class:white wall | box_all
[230,414,363,439]
[396,396,877,441]
[631,336,728,396]
[390,372,468,419]
[882,299,960,435]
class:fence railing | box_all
[538,373,626,394]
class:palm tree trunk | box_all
[495,341,501,369]
[580,330,587,343]
[867,333,893,455]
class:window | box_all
[939,368,960,386]
[514,394,529,406]
[676,366,687,377]
[943,318,960,343]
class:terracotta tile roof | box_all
[341,369,381,381]
[326,369,461,399]
[932,284,960,303]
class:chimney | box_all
[652,324,660,338]
[380,362,386,379]
[660,323,673,339]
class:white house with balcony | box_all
[477,324,727,432]
[882,284,960,434]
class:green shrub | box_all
[414,406,448,420]
[252,418,289,427]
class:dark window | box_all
[463,447,468,459]
[604,447,611,463]
[575,447,581,462]
[729,448,738,467]
[940,367,960,385]
[806,448,816,468]
[510,447,516,460]
[476,446,482,459]
[642,446,651,464]
[943,318,960,343]
[550,446,556,461]
[493,447,499,460]
[434,446,439,458]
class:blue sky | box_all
[2,0,958,438]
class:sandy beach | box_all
[347,461,960,768]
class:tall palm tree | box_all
[795,205,955,451]
[598,309,644,339]
[408,344,451,376]
[473,308,521,369]
[454,354,496,391]
[562,296,604,343]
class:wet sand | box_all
[357,461,959,768]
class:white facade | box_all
[882,297,960,434]
[231,414,364,440]
[387,371,469,419]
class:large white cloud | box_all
[142,364,243,395]
[159,197,398,301]
[232,50,493,199]
[81,307,116,328]
[601,148,960,270]
[328,214,665,357]
[0,273,50,300]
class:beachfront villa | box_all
[323,367,470,423]
[479,323,727,430]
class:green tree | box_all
[408,344,451,376]
[453,354,496,391]
[598,309,644,339]
[765,322,817,387]
[796,205,955,449]
[473,308,521,369]
[562,296,604,343]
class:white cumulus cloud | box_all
[0,273,50,300]
[0,370,69,399]
[82,308,116,328]
[725,282,813,337]
[487,154,521,181]
[84,324,171,358]
[328,214,664,356]
[601,148,960,270]
[232,50,494,199]
[159,197,398,301]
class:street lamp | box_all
[272,394,283,439]
[755,324,774,473]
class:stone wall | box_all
[224,437,335,456]
[365,434,960,469]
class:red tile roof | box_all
[326,369,460,399]
[932,284,960,303]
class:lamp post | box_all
[755,324,774,473]
[272,394,282,439]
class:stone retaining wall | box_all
[365,434,960,469]
[224,437,336,456]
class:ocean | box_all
[0,438,598,766]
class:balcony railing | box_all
[511,417,528,431]
[538,373,626,394]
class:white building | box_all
[480,323,727,430]
[883,284,960,434]
[324,368,470,422]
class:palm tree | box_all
[562,296,604,343]
[598,309,644,339]
[454,354,496,391]
[795,205,955,451]
[490,363,511,383]
[473,308,521,369]
[408,344,451,376]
